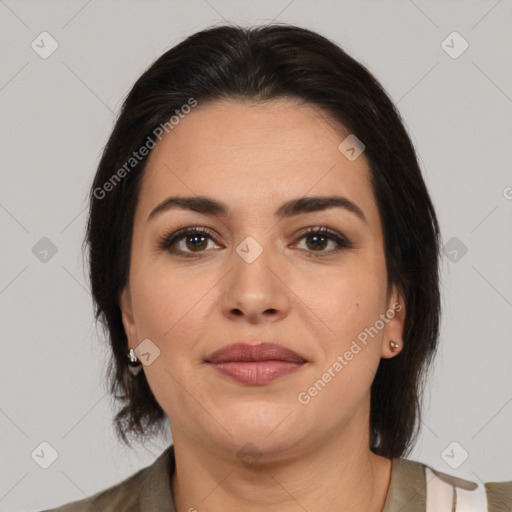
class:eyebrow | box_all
[147,195,368,225]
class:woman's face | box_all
[120,98,405,460]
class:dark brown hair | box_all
[84,23,441,459]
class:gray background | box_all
[1,0,511,510]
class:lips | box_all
[205,343,307,385]
[205,342,307,364]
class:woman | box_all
[42,23,511,512]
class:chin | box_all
[219,430,305,464]
[215,409,304,451]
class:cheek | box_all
[306,261,387,344]
[130,264,215,356]
[297,270,387,419]
[130,269,213,416]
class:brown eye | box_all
[294,227,351,256]
[183,233,209,252]
[158,227,220,256]
[304,232,329,251]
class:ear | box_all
[119,283,138,350]
[381,284,406,359]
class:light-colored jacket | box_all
[41,444,512,512]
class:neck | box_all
[170,429,392,512]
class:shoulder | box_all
[389,458,512,512]
[484,480,512,511]
[39,445,175,512]
[39,465,147,512]
[425,461,512,510]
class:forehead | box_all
[138,98,379,229]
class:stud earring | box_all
[390,341,400,353]
[127,348,143,376]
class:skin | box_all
[120,98,406,512]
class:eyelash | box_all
[157,226,352,258]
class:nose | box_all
[221,240,292,324]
